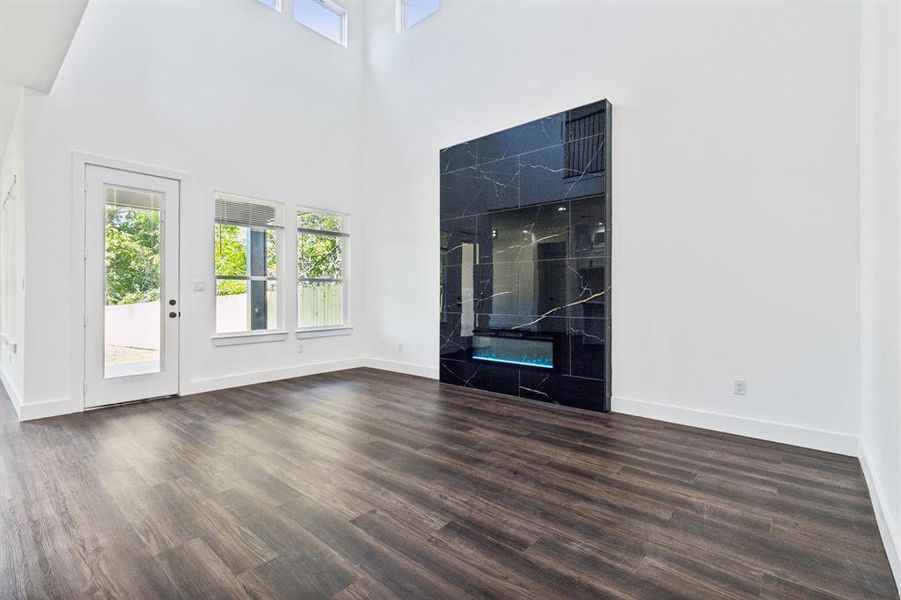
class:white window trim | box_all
[253,0,282,12]
[212,330,290,346]
[295,325,353,339]
[396,0,439,33]
[296,205,351,334]
[294,0,348,47]
[213,192,286,341]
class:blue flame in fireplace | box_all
[471,334,554,369]
[471,353,554,369]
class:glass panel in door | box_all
[103,186,162,379]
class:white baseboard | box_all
[363,357,439,379]
[1,366,23,419]
[612,394,858,456]
[17,396,82,422]
[9,356,433,420]
[859,443,901,594]
[182,357,366,396]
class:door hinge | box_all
[83,382,87,396]
[83,314,87,327]
[83,248,87,260]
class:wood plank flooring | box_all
[1,368,896,599]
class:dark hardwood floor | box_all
[1,368,896,599]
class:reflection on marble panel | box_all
[473,262,518,315]
[439,100,611,412]
[569,318,606,380]
[439,142,478,174]
[571,196,607,259]
[440,215,480,267]
[519,370,606,412]
[440,312,469,361]
[475,113,566,164]
[449,260,608,320]
[439,158,520,220]
[518,135,605,207]
[480,202,570,264]
[440,358,520,397]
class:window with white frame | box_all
[294,0,347,46]
[214,193,283,334]
[254,0,280,11]
[297,209,348,329]
[399,0,439,29]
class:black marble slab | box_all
[439,100,611,412]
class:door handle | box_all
[169,312,177,318]
[169,299,177,306]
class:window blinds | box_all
[215,193,283,229]
[106,186,161,210]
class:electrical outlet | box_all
[397,341,404,352]
[298,344,304,354]
[733,379,748,396]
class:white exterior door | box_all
[84,165,180,408]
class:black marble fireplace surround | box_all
[440,100,611,412]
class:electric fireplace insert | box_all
[470,331,557,371]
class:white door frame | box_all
[72,153,192,412]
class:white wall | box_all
[0,86,26,410]
[362,0,862,454]
[859,0,901,584]
[1,84,24,164]
[23,0,366,411]
[14,0,877,457]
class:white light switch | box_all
[192,279,206,292]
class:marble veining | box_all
[440,100,611,412]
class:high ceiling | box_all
[0,0,88,158]
[0,0,88,92]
